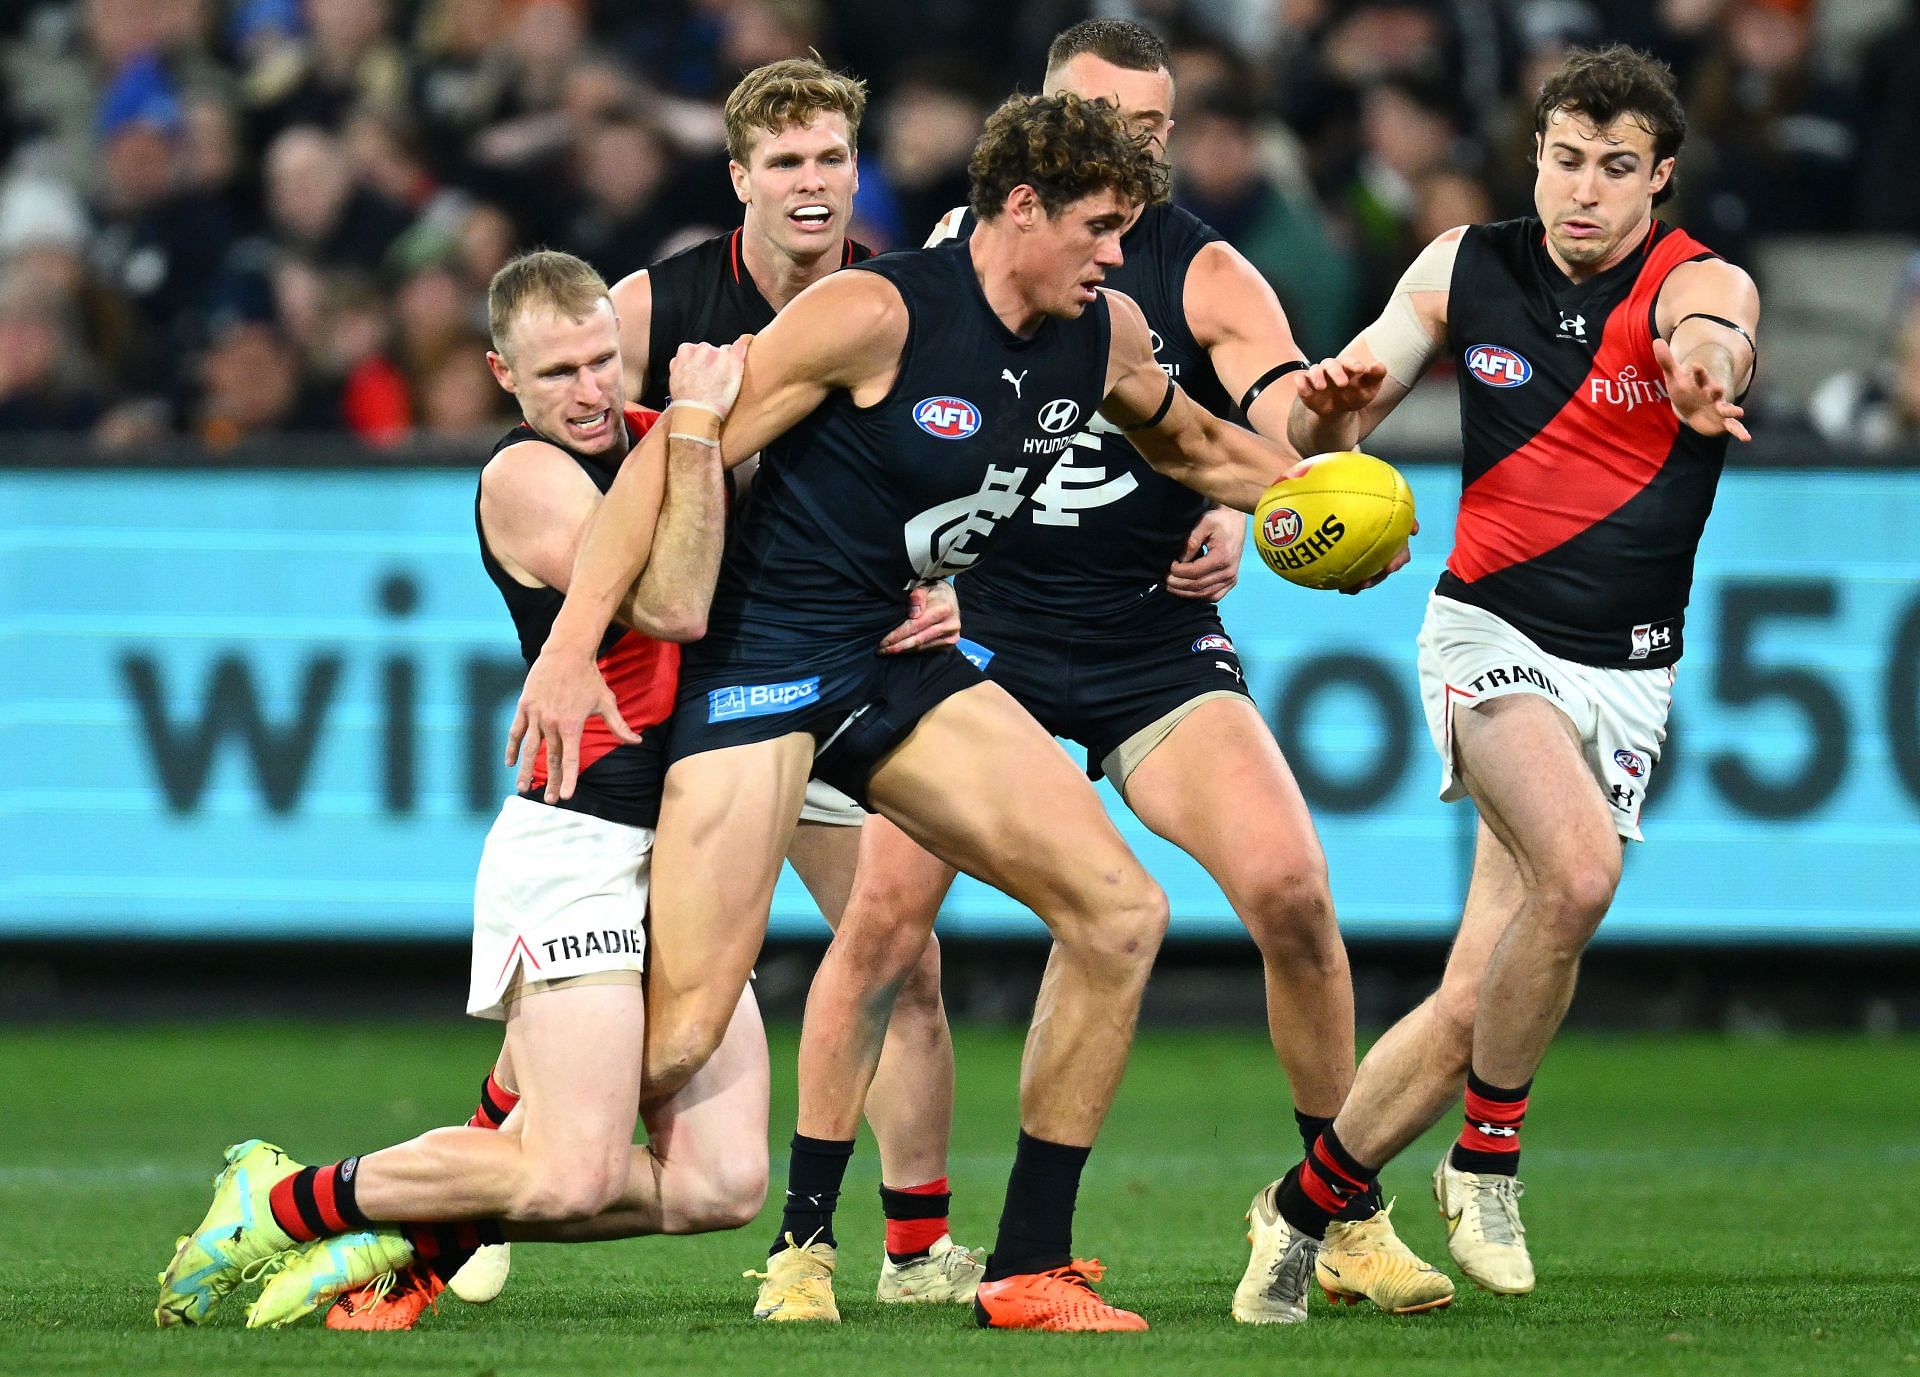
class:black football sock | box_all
[772,1134,855,1254]
[982,1131,1090,1281]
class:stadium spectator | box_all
[193,317,333,446]
[0,273,103,431]
[1681,0,1861,261]
[1174,90,1360,355]
[856,59,987,249]
[1809,254,1920,453]
[240,0,411,146]
[262,122,412,271]
[556,114,684,281]
[1855,0,1920,234]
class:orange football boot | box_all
[324,1265,446,1331]
[971,1259,1148,1332]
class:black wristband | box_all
[1673,312,1755,359]
[1237,359,1307,418]
[1117,374,1176,433]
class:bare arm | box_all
[609,269,653,407]
[1653,257,1760,441]
[1287,227,1458,454]
[1098,290,1298,514]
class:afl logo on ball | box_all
[1466,345,1532,388]
[914,396,981,439]
[1613,748,1647,778]
[1191,633,1235,654]
[1262,506,1303,548]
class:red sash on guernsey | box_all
[1449,227,1710,584]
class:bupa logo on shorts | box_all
[956,637,995,671]
[1262,506,1303,547]
[1191,633,1235,654]
[1613,748,1647,779]
[1466,344,1532,388]
[913,396,981,440]
[707,676,821,723]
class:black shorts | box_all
[666,643,984,808]
[958,594,1253,780]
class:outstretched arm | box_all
[1653,257,1759,441]
[1098,290,1298,513]
[1287,227,1457,455]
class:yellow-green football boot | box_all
[247,1229,418,1328]
[154,1139,303,1328]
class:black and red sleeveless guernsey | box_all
[638,227,871,410]
[1439,217,1732,669]
[477,407,680,827]
[927,203,1235,624]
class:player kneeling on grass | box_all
[153,253,931,1332]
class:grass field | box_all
[3,1020,1917,1376]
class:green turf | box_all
[2,1020,1917,1376]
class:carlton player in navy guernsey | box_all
[512,93,1318,1332]
[1241,46,1761,1317]
[603,58,984,1313]
[771,19,1446,1326]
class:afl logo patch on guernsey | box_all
[1613,748,1647,779]
[913,396,981,439]
[1262,506,1303,548]
[1466,344,1532,388]
[1191,633,1235,654]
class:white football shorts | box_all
[467,796,652,1020]
[798,778,866,827]
[1417,593,1675,841]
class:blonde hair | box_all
[487,250,609,358]
[723,55,867,164]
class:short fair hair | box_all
[487,250,609,359]
[723,55,867,165]
[1044,18,1170,82]
[967,91,1166,221]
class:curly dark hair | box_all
[967,91,1167,221]
[1533,44,1687,207]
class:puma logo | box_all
[1001,368,1027,398]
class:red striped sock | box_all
[268,1159,370,1242]
[404,1220,506,1281]
[1452,1069,1531,1175]
[467,1071,520,1130]
[881,1176,951,1259]
[1276,1127,1376,1238]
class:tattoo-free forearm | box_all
[619,438,726,641]
[545,425,670,655]
[1287,395,1363,457]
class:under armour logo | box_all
[1476,1122,1519,1137]
[1609,784,1636,810]
[1558,311,1587,341]
[1001,368,1027,398]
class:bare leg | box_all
[1330,694,1619,1167]
[1122,698,1355,1118]
[867,683,1168,1148]
[787,821,955,1188]
[642,734,814,1105]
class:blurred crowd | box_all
[0,0,1916,453]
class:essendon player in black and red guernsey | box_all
[152,251,780,1333]
[1236,45,1760,1319]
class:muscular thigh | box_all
[504,981,648,1154]
[1122,695,1326,890]
[1453,693,1617,879]
[864,681,1142,916]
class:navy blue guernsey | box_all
[639,227,869,410]
[692,242,1113,667]
[1439,217,1731,668]
[929,204,1235,624]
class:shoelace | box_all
[1050,1258,1109,1292]
[1474,1177,1527,1247]
[239,1248,301,1285]
[1268,1236,1317,1297]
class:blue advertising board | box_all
[2,466,1916,942]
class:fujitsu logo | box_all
[1588,363,1669,412]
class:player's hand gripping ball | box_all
[1254,452,1415,591]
